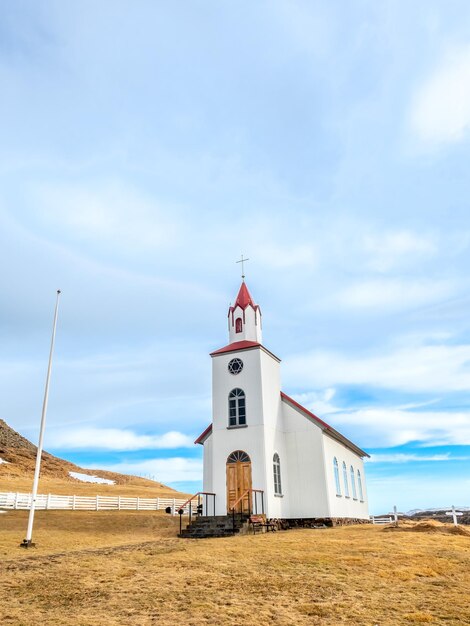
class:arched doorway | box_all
[226,450,252,513]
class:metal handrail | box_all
[177,491,216,535]
[179,491,215,511]
[229,489,265,535]
[229,488,264,513]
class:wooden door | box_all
[226,451,252,513]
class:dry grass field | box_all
[1,511,469,626]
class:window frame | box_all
[334,457,341,496]
[273,453,282,496]
[350,465,357,500]
[228,388,246,427]
[342,461,350,497]
[357,469,364,501]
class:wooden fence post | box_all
[96,495,99,511]
[14,492,19,510]
[118,496,121,511]
[72,495,76,510]
[46,493,51,510]
[137,497,140,511]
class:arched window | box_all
[357,470,364,501]
[333,457,341,496]
[342,461,349,497]
[350,465,357,499]
[227,450,250,463]
[235,317,243,333]
[228,388,246,426]
[273,453,282,495]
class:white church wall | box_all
[257,350,290,518]
[260,423,291,518]
[212,347,264,429]
[282,402,330,519]
[202,435,213,496]
[211,347,270,515]
[322,434,369,520]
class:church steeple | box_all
[228,281,262,343]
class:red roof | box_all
[194,424,212,445]
[210,340,261,356]
[228,281,260,317]
[235,282,255,309]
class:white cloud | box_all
[368,453,470,464]
[289,386,470,449]
[31,180,183,252]
[332,277,454,311]
[91,457,203,484]
[47,428,194,450]
[284,342,470,393]
[362,231,437,272]
[410,44,470,145]
[328,407,470,448]
[289,388,337,416]
[257,243,317,270]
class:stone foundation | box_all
[267,517,370,530]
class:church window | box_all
[342,461,349,497]
[228,388,246,426]
[228,358,244,375]
[357,470,364,501]
[227,450,250,463]
[333,457,341,495]
[350,465,357,499]
[273,453,282,495]
[235,317,243,333]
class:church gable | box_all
[280,392,369,459]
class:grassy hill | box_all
[0,419,190,498]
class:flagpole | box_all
[21,289,61,548]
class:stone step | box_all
[185,521,242,528]
[181,529,237,536]
[180,514,249,539]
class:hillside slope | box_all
[0,419,190,498]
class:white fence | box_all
[370,516,393,525]
[0,492,190,514]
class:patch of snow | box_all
[0,457,9,464]
[69,471,115,485]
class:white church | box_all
[195,280,370,524]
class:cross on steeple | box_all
[236,254,250,280]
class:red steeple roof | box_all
[235,281,255,309]
[229,281,260,315]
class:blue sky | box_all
[1,1,470,514]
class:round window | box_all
[228,358,244,375]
